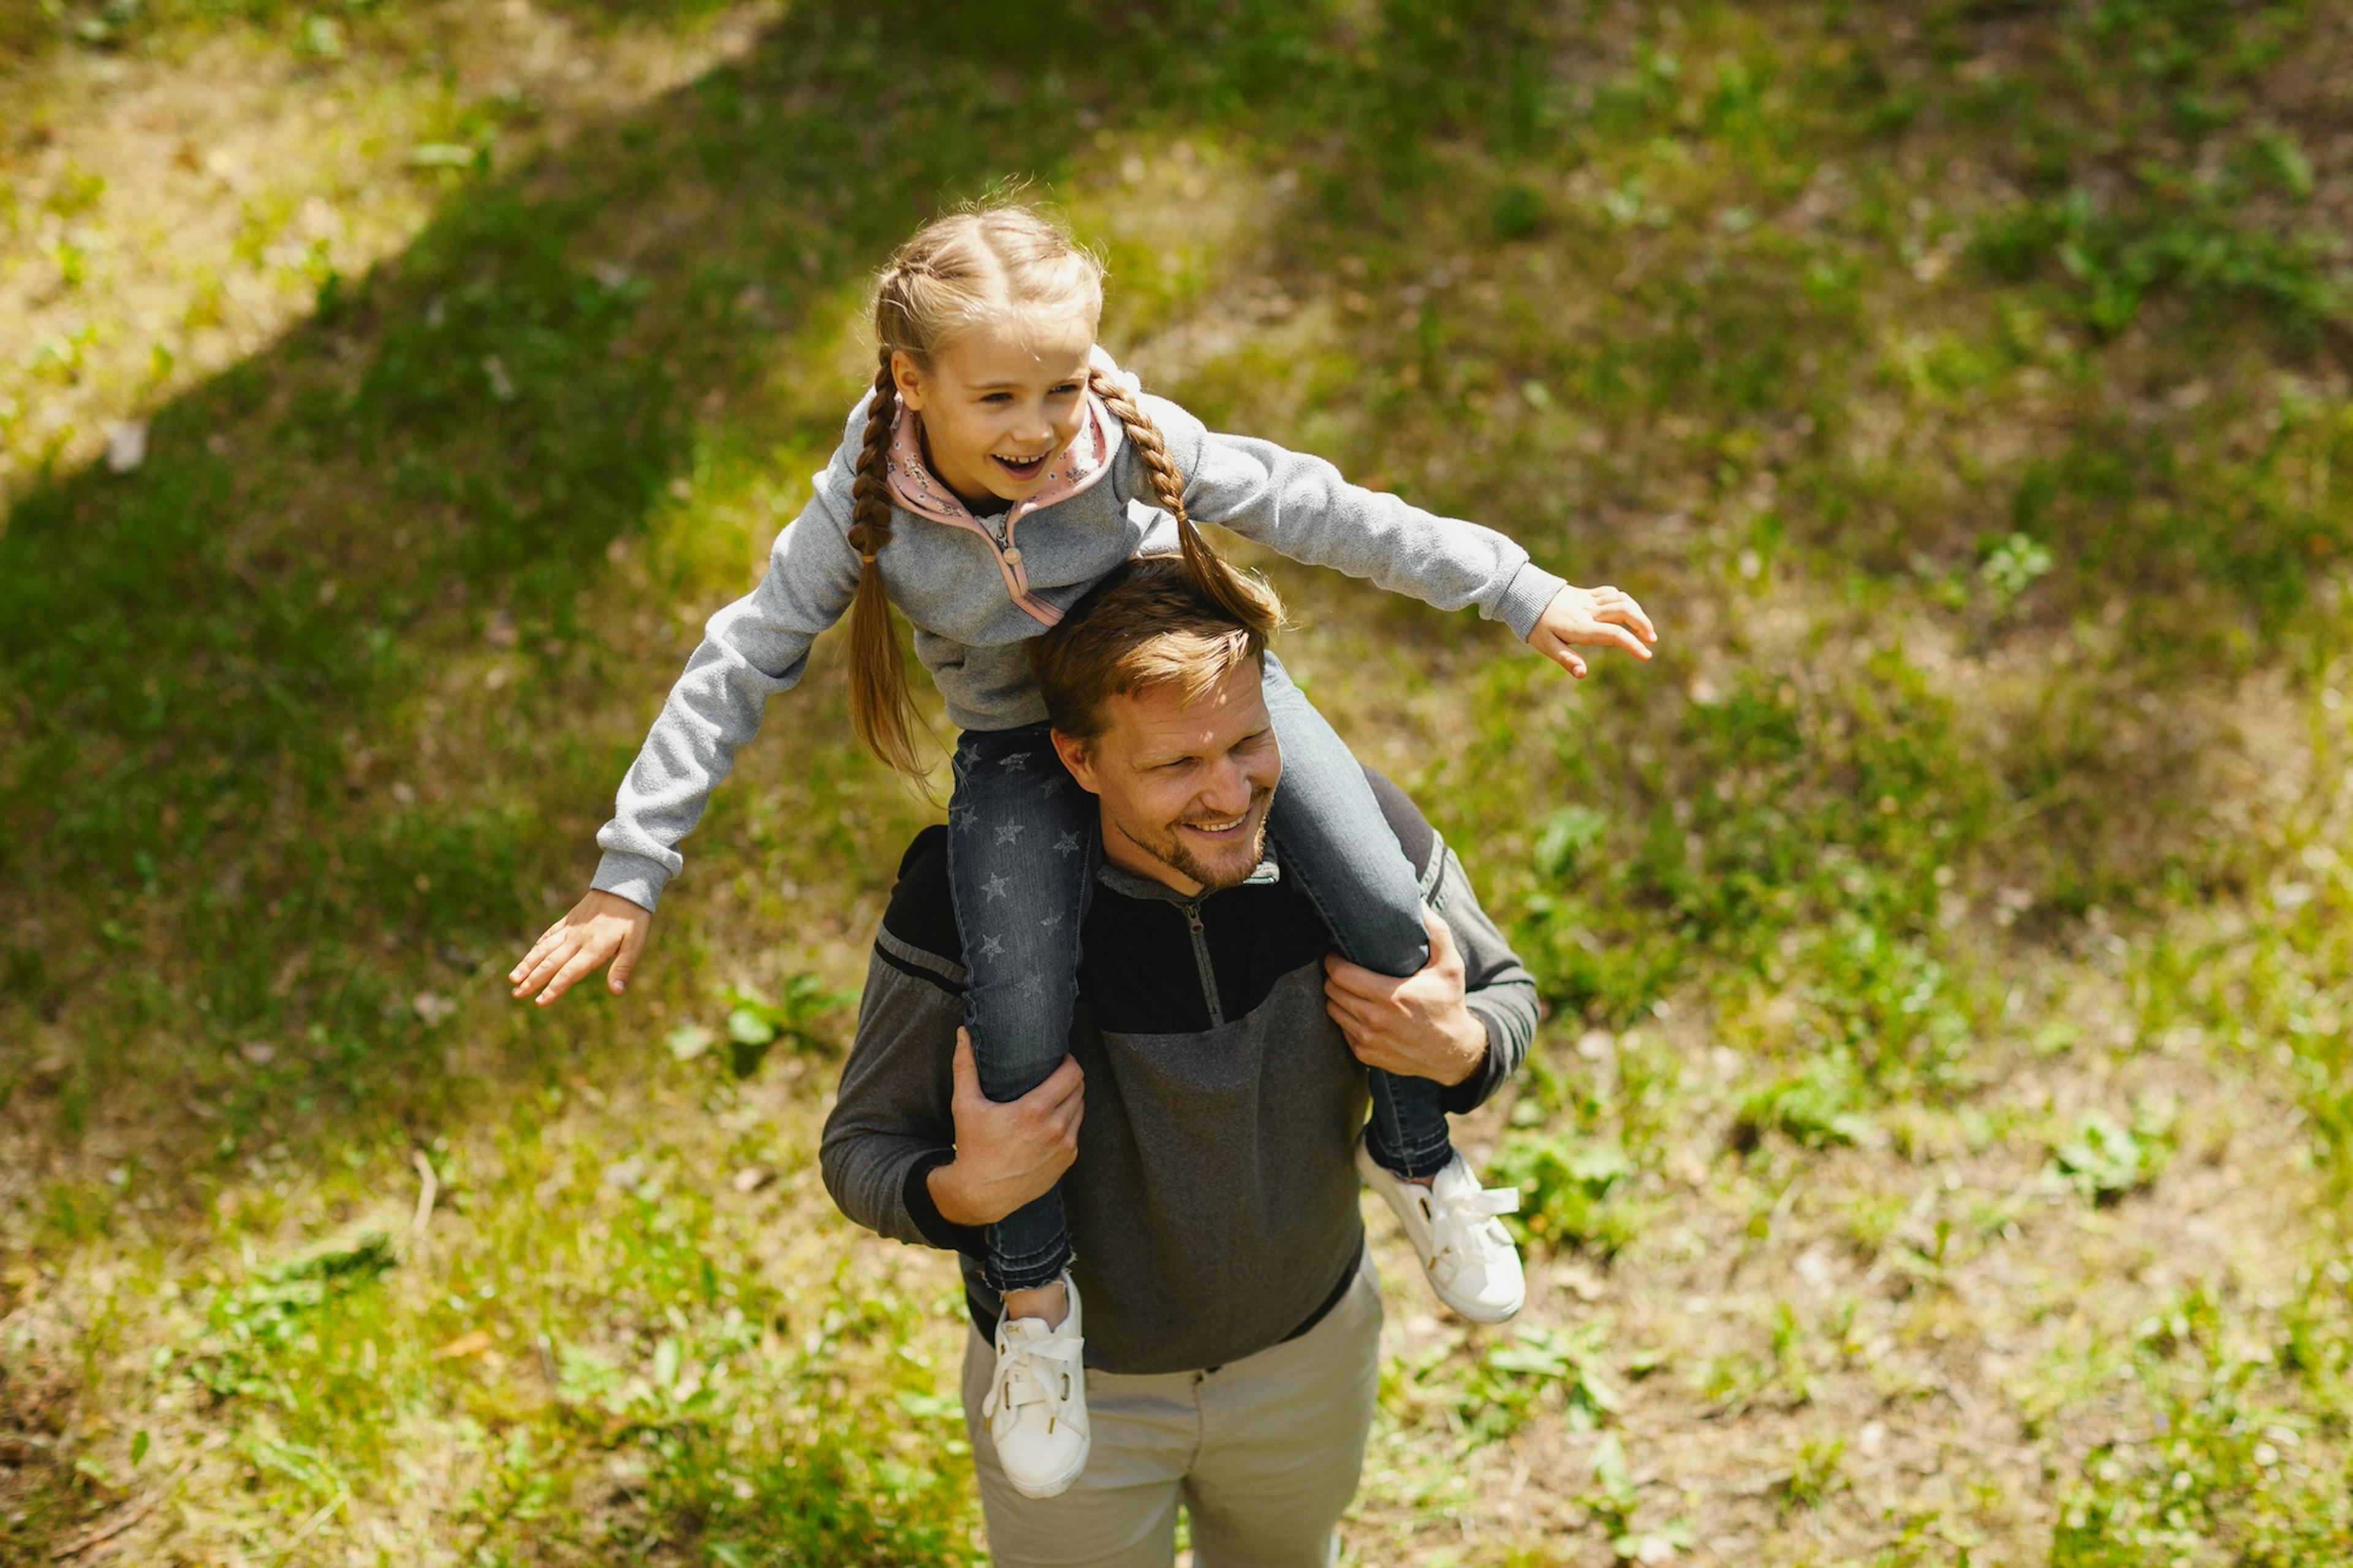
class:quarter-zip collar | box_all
[882,355,1129,626]
[1094,854,1283,1030]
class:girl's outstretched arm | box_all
[1175,402,1661,673]
[589,423,868,914]
[510,402,871,1009]
[1132,393,1646,658]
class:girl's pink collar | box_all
[884,388,1120,526]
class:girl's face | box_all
[893,312,1096,511]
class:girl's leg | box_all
[947,722,1099,1293]
[1259,654,1455,1182]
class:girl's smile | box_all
[892,314,1097,512]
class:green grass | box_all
[5,0,2352,1562]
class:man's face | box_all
[1053,658,1284,896]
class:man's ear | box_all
[1050,729,1102,795]
[890,349,927,412]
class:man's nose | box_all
[1197,756,1255,817]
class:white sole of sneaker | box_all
[1002,1449,1089,1502]
[1356,1138,1525,1324]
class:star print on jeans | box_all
[1035,779,1061,799]
[1018,974,1044,998]
[982,874,1012,903]
[1039,911,1063,933]
[998,752,1031,772]
[995,822,1026,846]
[979,934,1005,958]
[1053,831,1082,855]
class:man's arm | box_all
[1338,773,1541,1111]
[1320,836,1540,1112]
[1427,839,1540,1115]
[819,949,982,1254]
[821,936,1088,1252]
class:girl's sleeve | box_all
[589,419,869,912]
[1143,393,1568,642]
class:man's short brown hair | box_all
[1029,555,1283,743]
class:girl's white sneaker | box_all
[1356,1138,1525,1324]
[982,1271,1090,1499]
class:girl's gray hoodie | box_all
[591,371,1567,912]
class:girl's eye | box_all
[1050,383,1080,396]
[982,392,1013,403]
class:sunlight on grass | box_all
[4,0,2352,1562]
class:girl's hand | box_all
[509,889,652,1006]
[1527,583,1658,678]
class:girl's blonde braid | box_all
[844,349,925,777]
[1088,368,1281,638]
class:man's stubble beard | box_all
[1120,788,1274,894]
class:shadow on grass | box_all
[0,0,1556,1155]
[12,0,2333,1210]
[0,2,1561,1556]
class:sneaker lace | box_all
[1427,1184,1520,1281]
[983,1330,1083,1428]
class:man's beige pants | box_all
[960,1251,1384,1567]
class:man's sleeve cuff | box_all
[902,1152,988,1257]
[1439,1007,1507,1115]
[590,851,670,914]
[1491,562,1569,643]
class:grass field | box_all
[4,1,2352,1562]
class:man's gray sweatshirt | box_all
[592,379,1569,911]
[820,772,1539,1376]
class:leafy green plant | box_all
[184,1229,398,1404]
[1776,1435,1847,1514]
[722,974,854,1077]
[1468,1323,1621,1442]
[1490,1129,1639,1257]
[1583,1432,1696,1564]
[1979,530,2055,607]
[2050,1110,2167,1205]
[1733,1055,1874,1151]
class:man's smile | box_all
[1177,813,1251,840]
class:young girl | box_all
[509,203,1655,1499]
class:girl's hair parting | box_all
[844,202,1282,779]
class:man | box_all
[820,557,1539,1566]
